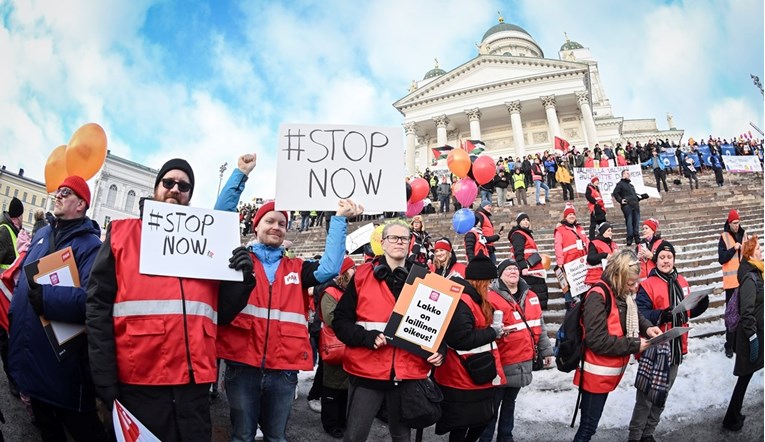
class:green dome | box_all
[560,40,584,51]
[482,22,532,41]
[423,68,446,79]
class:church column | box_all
[433,114,449,146]
[465,108,482,140]
[506,101,525,158]
[404,122,417,175]
[541,95,561,140]
[576,91,599,147]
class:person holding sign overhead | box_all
[628,241,708,442]
[333,220,444,442]
[9,176,109,441]
[214,153,363,442]
[86,159,255,442]
[434,253,506,442]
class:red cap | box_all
[590,177,599,184]
[563,205,576,218]
[643,218,659,232]
[340,256,356,275]
[252,201,289,228]
[58,176,91,208]
[727,209,740,223]
[434,239,452,252]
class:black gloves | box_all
[659,308,673,324]
[229,246,253,275]
[96,385,120,411]
[641,193,649,199]
[27,278,44,316]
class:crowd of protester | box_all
[0,137,759,442]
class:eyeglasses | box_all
[384,235,409,244]
[55,188,75,198]
[161,179,192,193]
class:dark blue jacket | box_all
[8,217,101,411]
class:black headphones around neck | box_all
[372,257,409,283]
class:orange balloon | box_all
[447,149,471,178]
[65,123,107,181]
[45,145,69,192]
[540,254,552,270]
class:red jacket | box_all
[586,184,605,215]
[489,289,542,366]
[554,223,588,268]
[342,263,431,380]
[574,284,629,393]
[111,219,221,385]
[638,239,662,281]
[217,257,313,370]
[435,293,505,390]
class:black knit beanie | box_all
[652,240,676,263]
[497,258,519,276]
[465,253,497,280]
[155,158,196,199]
[8,197,23,218]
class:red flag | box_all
[463,139,474,152]
[554,136,570,153]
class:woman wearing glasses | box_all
[333,220,444,441]
[572,250,661,442]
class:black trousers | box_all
[321,386,348,432]
[589,213,598,240]
[724,373,753,425]
[653,168,668,192]
[119,383,211,442]
[561,183,574,201]
[31,398,107,442]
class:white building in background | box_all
[90,152,158,230]
[394,16,684,174]
[0,166,53,230]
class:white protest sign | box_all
[573,165,645,208]
[346,222,374,254]
[275,124,406,212]
[563,256,591,297]
[140,200,242,281]
[724,155,763,173]
[395,282,456,348]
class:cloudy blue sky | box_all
[1,0,763,207]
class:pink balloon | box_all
[405,200,424,218]
[453,178,478,207]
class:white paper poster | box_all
[723,155,763,173]
[275,124,406,212]
[573,165,648,207]
[563,256,591,297]
[140,200,242,281]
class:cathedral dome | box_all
[482,22,532,41]
[560,34,584,51]
[423,67,446,79]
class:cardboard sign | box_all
[562,256,591,297]
[140,200,242,281]
[383,265,462,358]
[724,155,762,173]
[274,124,406,212]
[346,223,374,254]
[573,165,645,208]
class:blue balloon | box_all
[452,208,475,234]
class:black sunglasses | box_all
[161,179,192,193]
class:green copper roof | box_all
[482,22,531,41]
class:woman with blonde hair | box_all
[723,235,763,431]
[573,249,661,442]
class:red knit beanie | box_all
[58,176,91,208]
[563,205,576,218]
[252,201,289,228]
[727,209,740,223]
[434,239,452,252]
[590,177,599,184]
[340,256,356,275]
[643,218,659,233]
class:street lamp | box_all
[217,162,228,196]
[752,74,763,96]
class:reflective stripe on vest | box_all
[113,300,217,323]
[455,342,493,355]
[583,360,627,377]
[562,244,579,253]
[240,305,307,326]
[524,248,538,254]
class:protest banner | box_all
[721,144,736,156]
[384,266,462,358]
[346,222,374,254]
[140,200,242,281]
[659,149,677,168]
[275,124,406,212]
[723,155,763,173]
[562,256,590,297]
[573,165,646,207]
[113,399,160,442]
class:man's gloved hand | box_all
[641,193,649,199]
[229,246,253,274]
[750,336,759,363]
[96,385,120,411]
[27,278,44,316]
[490,323,505,338]
[659,308,673,324]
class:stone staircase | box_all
[251,170,764,338]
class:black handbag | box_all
[398,378,443,428]
[460,351,497,385]
[526,253,542,268]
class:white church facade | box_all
[394,17,684,174]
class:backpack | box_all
[725,282,745,333]
[554,282,611,373]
